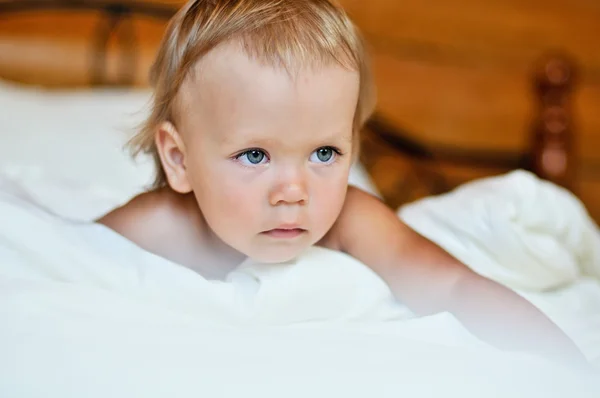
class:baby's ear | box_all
[155,121,192,194]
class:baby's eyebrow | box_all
[218,129,352,147]
[217,132,276,148]
[317,131,353,144]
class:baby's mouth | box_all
[261,228,306,239]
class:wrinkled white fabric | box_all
[1,175,598,397]
[400,170,600,364]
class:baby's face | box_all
[172,43,360,263]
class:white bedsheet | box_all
[399,170,600,367]
[1,174,599,397]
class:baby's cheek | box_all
[220,179,264,227]
[194,170,249,227]
[311,182,347,235]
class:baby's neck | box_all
[97,187,245,280]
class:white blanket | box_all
[1,173,599,397]
[400,170,600,366]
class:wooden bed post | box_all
[529,53,578,192]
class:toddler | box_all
[98,0,586,368]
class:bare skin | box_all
[98,185,589,369]
[98,187,245,280]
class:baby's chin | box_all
[244,243,312,265]
[228,229,330,265]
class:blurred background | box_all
[0,0,598,220]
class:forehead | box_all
[183,38,360,89]
[176,41,360,144]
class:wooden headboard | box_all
[343,0,600,219]
[0,0,172,87]
[1,0,598,220]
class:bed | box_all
[1,1,599,397]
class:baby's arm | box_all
[322,186,587,367]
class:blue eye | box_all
[310,147,338,164]
[237,149,268,166]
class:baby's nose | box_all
[268,172,308,206]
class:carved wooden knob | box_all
[529,52,578,191]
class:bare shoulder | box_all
[335,186,404,243]
[97,189,168,237]
[322,185,448,268]
[319,185,407,252]
[98,189,243,278]
[325,186,473,303]
[96,188,205,253]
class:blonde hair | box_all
[129,0,376,188]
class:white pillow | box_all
[0,79,380,212]
[0,80,156,202]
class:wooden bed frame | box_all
[0,0,582,211]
